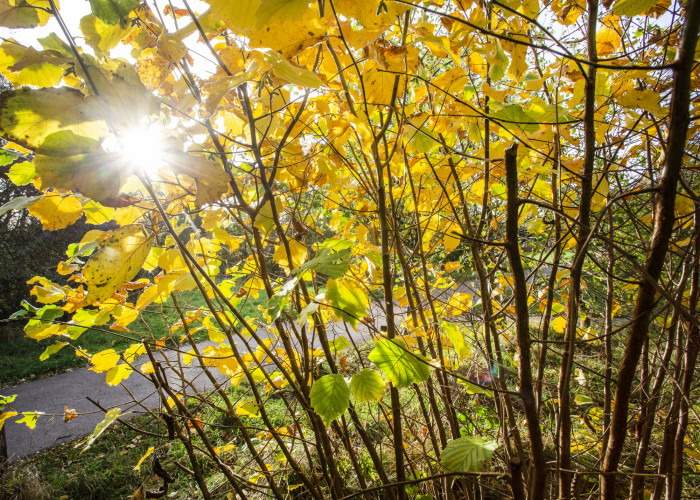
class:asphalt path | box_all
[4,306,387,461]
[5,271,555,461]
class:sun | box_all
[104,123,168,175]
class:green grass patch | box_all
[1,413,204,500]
[2,381,302,500]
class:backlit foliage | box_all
[1,0,699,498]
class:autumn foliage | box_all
[1,0,700,498]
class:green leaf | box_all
[309,374,350,423]
[0,87,108,150]
[7,161,35,185]
[574,394,594,405]
[457,379,493,396]
[89,0,138,25]
[325,278,368,328]
[489,105,540,134]
[0,394,17,406]
[487,40,509,82]
[0,0,41,28]
[81,408,122,452]
[38,33,73,57]
[613,0,661,16]
[74,55,159,129]
[294,246,352,279]
[0,196,39,217]
[407,126,439,154]
[368,338,431,388]
[441,436,498,472]
[34,131,124,202]
[266,278,298,321]
[328,336,351,353]
[350,369,385,402]
[0,148,22,166]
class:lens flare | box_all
[104,123,167,175]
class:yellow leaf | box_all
[133,446,154,471]
[113,304,140,327]
[143,247,164,272]
[254,0,309,28]
[236,401,260,417]
[57,261,79,275]
[208,328,227,343]
[0,411,17,431]
[205,0,261,33]
[157,33,187,63]
[685,447,700,462]
[82,200,115,225]
[444,262,460,273]
[332,0,409,30]
[80,13,129,55]
[364,66,401,106]
[91,349,121,373]
[124,343,145,362]
[136,285,161,310]
[0,43,65,87]
[16,411,41,429]
[157,272,196,297]
[443,321,470,360]
[443,231,460,253]
[158,248,188,272]
[273,239,307,272]
[552,316,567,334]
[617,89,665,117]
[253,198,283,236]
[508,43,528,82]
[596,26,621,56]
[248,5,327,58]
[169,154,230,208]
[141,362,155,374]
[254,48,323,88]
[215,444,236,455]
[28,193,83,231]
[30,282,65,304]
[106,364,132,385]
[82,224,154,303]
[40,341,68,360]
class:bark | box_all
[504,143,547,499]
[556,0,597,495]
[669,204,700,500]
[600,3,700,496]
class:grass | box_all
[0,290,266,387]
[1,381,296,500]
[0,413,205,499]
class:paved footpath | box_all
[4,309,382,461]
